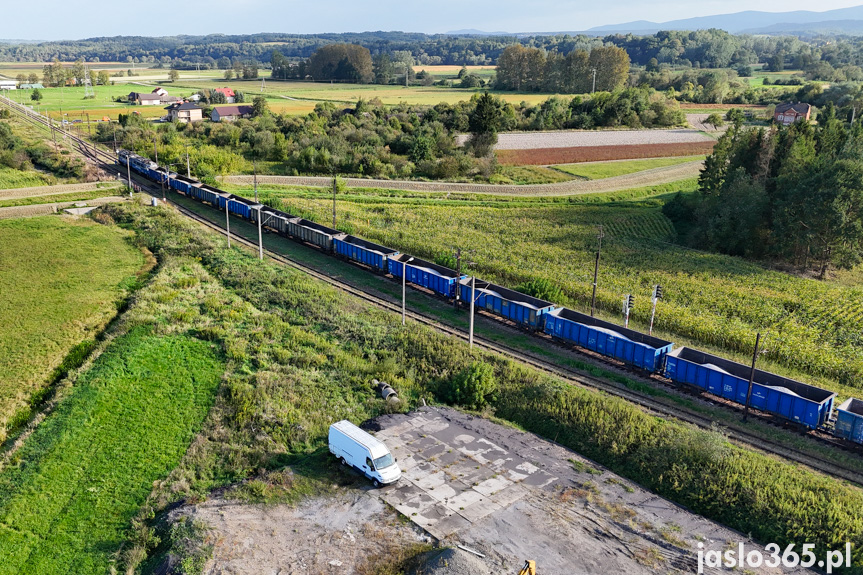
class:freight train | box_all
[118,149,863,445]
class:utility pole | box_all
[185,141,191,178]
[454,247,462,310]
[332,168,338,229]
[224,196,231,248]
[253,160,258,203]
[590,225,604,317]
[112,124,117,153]
[255,204,265,260]
[469,275,476,348]
[402,257,414,325]
[591,68,597,93]
[126,154,132,197]
[743,332,763,422]
[649,285,662,335]
[153,136,158,165]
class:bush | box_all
[441,362,497,410]
[517,277,563,303]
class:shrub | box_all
[441,362,497,410]
[517,277,563,303]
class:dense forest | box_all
[664,106,863,277]
[5,30,863,81]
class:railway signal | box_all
[623,293,634,328]
[649,284,662,335]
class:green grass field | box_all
[0,327,224,575]
[0,216,145,439]
[236,182,863,394]
[552,156,705,179]
[6,77,555,121]
[0,166,53,189]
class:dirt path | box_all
[0,196,129,220]
[222,160,703,197]
[0,181,122,201]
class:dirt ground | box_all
[180,407,811,575]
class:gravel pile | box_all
[412,548,494,575]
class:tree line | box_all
[663,107,863,277]
[5,30,863,78]
[495,44,629,92]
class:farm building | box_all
[774,102,811,126]
[128,92,162,106]
[19,83,44,89]
[152,87,168,97]
[0,79,17,90]
[214,87,236,103]
[165,102,203,123]
[211,104,254,122]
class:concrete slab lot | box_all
[370,407,806,574]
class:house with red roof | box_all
[214,87,236,103]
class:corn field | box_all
[266,188,863,391]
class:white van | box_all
[329,420,402,487]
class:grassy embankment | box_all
[228,180,863,397]
[0,216,145,440]
[87,202,858,572]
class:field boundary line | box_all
[221,160,703,196]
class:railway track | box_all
[3,95,862,488]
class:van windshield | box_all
[373,453,394,470]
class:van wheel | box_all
[373,479,381,488]
[340,457,347,466]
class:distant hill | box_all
[447,29,512,36]
[588,5,863,34]
[743,19,863,35]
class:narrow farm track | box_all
[2,95,861,489]
[0,182,122,201]
[222,159,703,197]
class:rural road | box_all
[222,159,704,197]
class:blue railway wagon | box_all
[333,235,399,272]
[196,185,222,206]
[834,398,863,444]
[665,347,836,429]
[150,167,176,185]
[459,278,556,330]
[225,195,252,219]
[287,218,341,251]
[388,254,466,299]
[543,308,674,372]
[170,175,200,195]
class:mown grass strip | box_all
[0,216,145,440]
[552,156,705,179]
[0,328,224,575]
[0,188,122,208]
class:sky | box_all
[6,0,863,41]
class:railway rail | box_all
[3,95,862,488]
